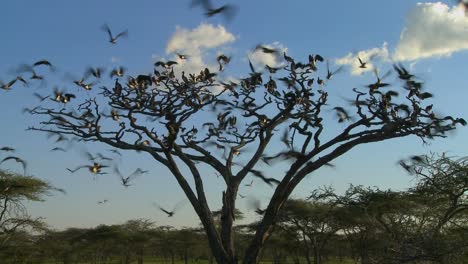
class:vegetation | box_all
[0,169,63,250]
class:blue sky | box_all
[0,0,467,229]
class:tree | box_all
[0,169,62,250]
[277,198,341,264]
[26,51,465,263]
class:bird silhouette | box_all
[326,60,343,80]
[0,156,27,174]
[97,199,109,204]
[114,166,148,187]
[110,67,126,78]
[177,53,189,60]
[153,200,186,217]
[333,107,351,123]
[102,24,128,44]
[255,44,279,54]
[0,79,18,90]
[67,162,108,175]
[33,59,54,69]
[249,169,280,187]
[217,54,231,71]
[244,180,253,187]
[358,56,368,69]
[191,0,237,21]
[0,147,15,152]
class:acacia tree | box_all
[0,169,61,249]
[277,198,341,264]
[26,51,465,264]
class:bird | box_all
[97,199,109,204]
[50,147,67,152]
[33,59,54,69]
[244,180,253,187]
[86,67,105,79]
[67,162,108,175]
[102,24,128,44]
[255,44,279,54]
[83,151,112,162]
[367,68,391,93]
[0,156,27,174]
[333,107,351,123]
[217,54,231,71]
[0,147,15,152]
[33,93,50,103]
[153,201,186,217]
[191,0,237,21]
[176,53,189,60]
[249,169,280,187]
[154,61,178,69]
[326,60,343,80]
[110,67,126,78]
[114,166,148,187]
[0,79,17,90]
[358,56,368,69]
[280,128,292,149]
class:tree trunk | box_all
[220,183,240,264]
[313,246,320,264]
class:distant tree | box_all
[336,154,468,264]
[26,50,465,264]
[277,197,341,264]
[0,169,62,250]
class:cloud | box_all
[247,42,288,70]
[394,2,468,61]
[166,24,235,53]
[335,43,390,75]
[159,23,236,78]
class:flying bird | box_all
[33,60,54,69]
[249,169,280,187]
[191,0,238,21]
[67,162,108,175]
[153,200,186,217]
[0,147,15,152]
[102,24,128,44]
[114,166,148,187]
[333,107,351,123]
[0,156,27,174]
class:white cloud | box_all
[247,42,288,70]
[161,23,236,77]
[335,43,390,75]
[394,2,468,61]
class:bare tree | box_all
[26,54,465,263]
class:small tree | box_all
[277,198,341,264]
[26,51,465,263]
[0,169,62,249]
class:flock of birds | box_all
[4,0,462,219]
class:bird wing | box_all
[102,24,113,40]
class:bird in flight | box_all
[102,24,128,44]
[114,166,148,187]
[153,201,186,217]
[67,162,108,175]
[0,156,27,174]
[0,147,15,152]
[191,0,237,21]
